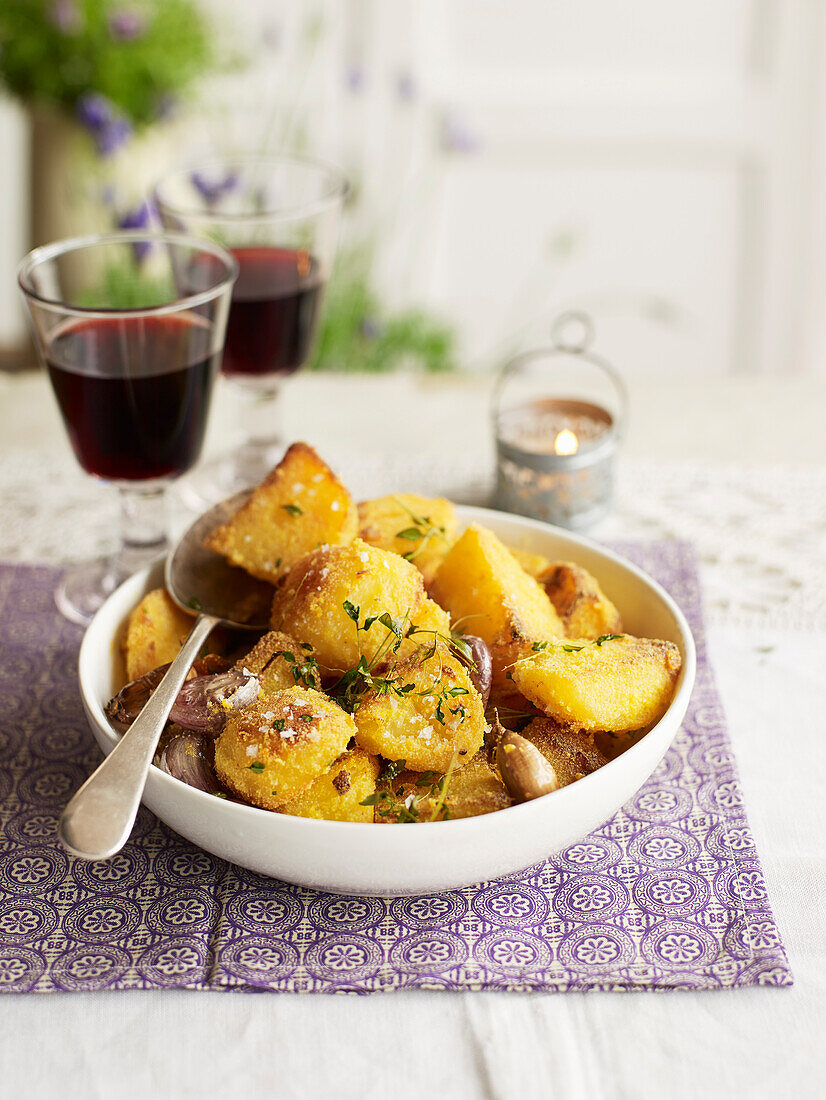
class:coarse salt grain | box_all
[246,744,259,757]
[359,552,369,563]
[331,500,340,512]
[418,725,434,742]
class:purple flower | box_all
[96,116,132,157]
[48,0,81,33]
[190,170,239,206]
[108,7,148,41]
[77,92,114,131]
[441,111,481,154]
[360,317,383,340]
[345,66,364,93]
[76,93,132,157]
[395,72,417,103]
[117,201,156,263]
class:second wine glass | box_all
[154,155,347,504]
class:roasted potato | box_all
[214,686,354,809]
[358,494,458,586]
[353,644,485,772]
[123,588,193,682]
[430,524,565,692]
[512,634,681,733]
[539,561,622,640]
[270,539,426,675]
[521,717,609,786]
[204,442,358,584]
[507,546,552,578]
[372,751,511,822]
[235,630,321,694]
[277,748,380,822]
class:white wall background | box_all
[3,0,826,377]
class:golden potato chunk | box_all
[270,539,426,675]
[358,494,458,586]
[276,749,380,822]
[521,718,609,786]
[353,645,485,772]
[430,524,564,692]
[204,442,358,584]
[512,635,682,733]
[539,561,622,640]
[123,588,193,681]
[372,752,511,822]
[235,630,321,694]
[214,686,354,809]
[507,546,552,578]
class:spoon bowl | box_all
[59,489,271,861]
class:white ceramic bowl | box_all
[78,506,696,896]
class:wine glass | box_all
[153,155,347,504]
[18,230,238,625]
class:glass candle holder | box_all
[493,313,626,529]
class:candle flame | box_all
[554,429,579,456]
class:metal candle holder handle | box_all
[493,312,628,529]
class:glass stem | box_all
[234,384,283,487]
[113,483,170,580]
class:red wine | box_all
[222,247,324,378]
[46,314,220,481]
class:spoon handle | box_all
[59,613,219,861]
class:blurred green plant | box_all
[0,1,214,141]
[310,251,456,374]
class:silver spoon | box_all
[59,490,271,861]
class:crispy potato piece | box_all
[276,748,380,822]
[214,686,354,809]
[512,635,681,733]
[357,494,458,586]
[373,752,511,822]
[443,752,512,818]
[353,645,485,772]
[123,588,193,682]
[270,539,426,675]
[430,524,565,692]
[235,630,321,694]
[204,442,358,584]
[394,597,451,661]
[521,718,609,786]
[507,546,552,578]
[539,561,622,640]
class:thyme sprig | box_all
[391,497,447,562]
[360,753,458,822]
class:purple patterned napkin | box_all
[0,545,791,994]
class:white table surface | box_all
[0,370,824,1100]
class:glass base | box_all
[55,557,123,627]
[177,439,286,511]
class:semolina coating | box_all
[123,588,194,681]
[357,494,458,586]
[372,752,511,822]
[512,634,682,733]
[521,718,609,786]
[204,442,358,584]
[394,597,452,661]
[276,748,380,821]
[234,630,321,694]
[270,539,426,675]
[538,561,623,640]
[507,546,553,579]
[430,524,565,692]
[214,686,355,809]
[353,644,485,772]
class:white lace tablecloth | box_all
[0,372,824,1099]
